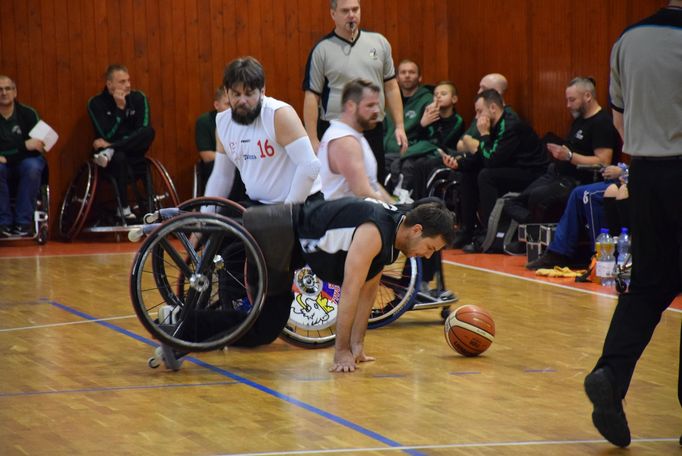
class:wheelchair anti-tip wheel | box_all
[130,212,267,352]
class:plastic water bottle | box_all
[595,228,616,287]
[617,227,630,268]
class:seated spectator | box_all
[390,80,465,197]
[319,78,394,203]
[526,164,629,270]
[87,64,155,221]
[0,75,47,237]
[194,87,246,200]
[383,59,433,165]
[442,89,548,253]
[505,77,619,225]
[428,73,511,247]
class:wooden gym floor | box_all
[0,240,680,455]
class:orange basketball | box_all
[444,305,495,356]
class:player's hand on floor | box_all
[330,350,357,373]
[352,343,375,363]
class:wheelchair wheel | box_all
[279,255,420,347]
[58,162,97,240]
[279,267,340,349]
[368,255,420,329]
[145,157,180,212]
[177,196,245,220]
[130,212,268,352]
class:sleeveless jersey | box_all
[318,120,379,200]
[215,96,320,204]
[296,197,404,285]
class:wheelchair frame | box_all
[0,164,50,245]
[58,157,179,240]
[129,197,457,367]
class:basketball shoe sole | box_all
[584,368,631,447]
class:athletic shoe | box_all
[116,206,137,222]
[0,225,12,237]
[462,240,483,254]
[12,224,31,236]
[451,230,473,249]
[156,345,184,371]
[93,148,114,167]
[584,367,631,447]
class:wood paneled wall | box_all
[0,0,665,237]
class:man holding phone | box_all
[504,77,619,226]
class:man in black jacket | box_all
[442,89,548,252]
[0,75,46,237]
[87,64,155,221]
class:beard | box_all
[570,104,585,119]
[357,114,378,131]
[232,98,263,125]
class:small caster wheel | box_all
[37,226,48,245]
[148,356,161,369]
[440,306,452,320]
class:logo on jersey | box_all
[229,142,238,154]
[405,110,417,120]
[243,154,257,160]
[369,48,377,60]
[575,129,584,140]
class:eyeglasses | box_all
[0,86,15,93]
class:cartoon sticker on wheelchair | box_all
[290,266,340,330]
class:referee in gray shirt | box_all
[584,1,682,448]
[302,0,407,183]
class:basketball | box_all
[444,305,495,356]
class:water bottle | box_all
[595,228,616,287]
[617,227,630,268]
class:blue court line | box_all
[43,299,426,456]
[0,381,237,398]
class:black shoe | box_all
[525,250,573,270]
[452,230,473,249]
[462,241,483,254]
[12,224,31,236]
[0,225,12,237]
[584,367,631,448]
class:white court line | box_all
[215,437,678,455]
[0,314,139,333]
[443,259,682,314]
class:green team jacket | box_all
[383,85,433,157]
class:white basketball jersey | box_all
[216,96,311,204]
[318,120,379,200]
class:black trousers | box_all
[593,157,682,404]
[319,120,386,184]
[505,171,578,224]
[101,126,155,207]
